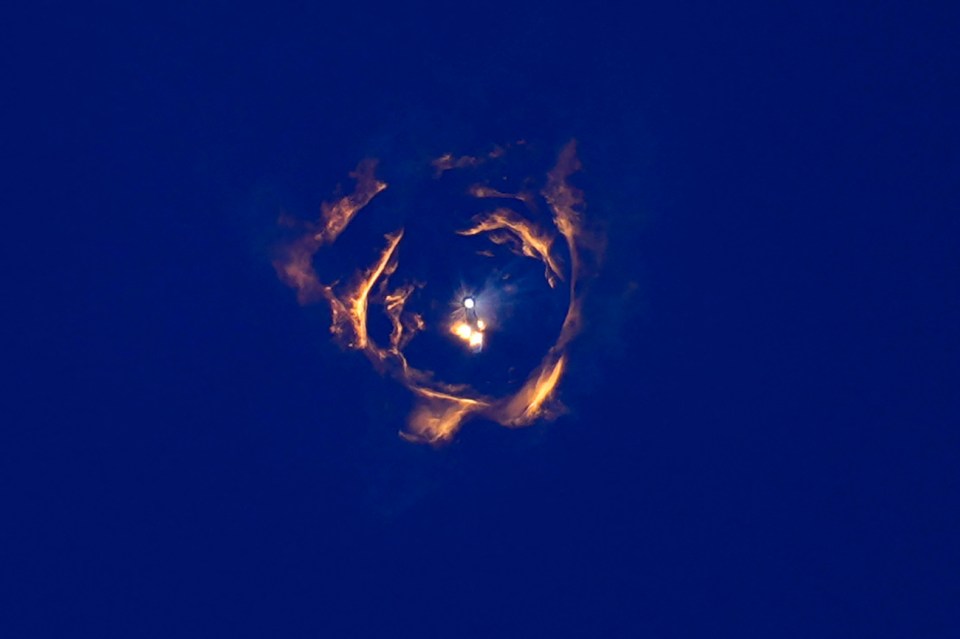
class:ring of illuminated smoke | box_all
[275,141,594,444]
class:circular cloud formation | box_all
[274,140,599,444]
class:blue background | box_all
[5,2,958,636]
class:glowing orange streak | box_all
[273,158,388,304]
[354,230,402,349]
[526,355,565,415]
[404,400,481,443]
[403,373,492,444]
[468,184,536,209]
[384,283,418,351]
[431,146,505,177]
[543,140,589,351]
[315,159,387,245]
[457,208,564,287]
[432,153,481,176]
[544,143,583,263]
[495,353,566,425]
[325,230,403,355]
[411,386,489,406]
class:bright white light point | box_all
[464,297,475,309]
[476,319,486,330]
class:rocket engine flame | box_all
[274,140,598,444]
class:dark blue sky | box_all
[6,2,959,636]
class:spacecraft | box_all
[452,296,485,353]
